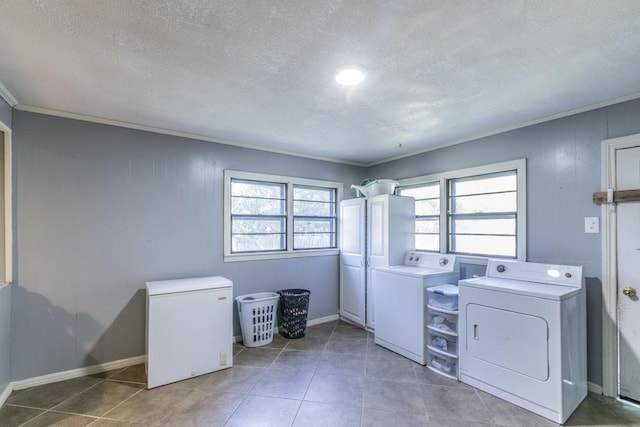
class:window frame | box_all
[0,118,12,285]
[397,159,527,262]
[292,184,338,251]
[397,181,441,252]
[224,170,342,262]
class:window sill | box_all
[454,254,524,266]
[224,249,339,263]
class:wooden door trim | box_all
[601,133,640,397]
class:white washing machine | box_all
[373,251,459,364]
[458,259,587,424]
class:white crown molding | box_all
[0,82,17,107]
[14,105,366,167]
[367,91,640,167]
[12,90,640,168]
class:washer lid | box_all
[374,265,460,279]
[146,276,233,295]
[459,276,582,300]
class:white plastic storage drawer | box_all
[429,331,458,355]
[427,284,459,311]
[428,310,458,335]
[428,350,458,378]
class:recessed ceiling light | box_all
[335,65,367,86]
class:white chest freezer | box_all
[146,276,233,388]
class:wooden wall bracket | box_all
[593,189,640,204]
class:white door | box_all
[616,146,640,402]
[339,198,366,326]
[366,196,388,328]
[367,196,389,270]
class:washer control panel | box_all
[402,251,457,271]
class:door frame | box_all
[0,118,11,284]
[601,133,640,397]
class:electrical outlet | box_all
[585,217,599,234]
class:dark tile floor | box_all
[1,320,640,426]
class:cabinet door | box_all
[367,196,388,269]
[340,199,366,267]
[465,304,549,381]
[340,263,365,325]
[339,198,366,326]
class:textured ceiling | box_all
[1,1,640,165]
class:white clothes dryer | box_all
[458,259,587,424]
[373,251,459,364]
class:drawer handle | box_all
[473,324,479,340]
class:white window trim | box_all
[224,170,342,262]
[398,159,527,262]
[0,118,12,284]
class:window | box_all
[449,171,517,257]
[293,186,337,250]
[397,159,526,260]
[397,182,440,252]
[230,179,286,253]
[224,170,341,261]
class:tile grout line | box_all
[15,378,107,427]
[89,385,146,424]
[288,320,339,427]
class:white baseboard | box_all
[11,355,146,391]
[0,382,12,408]
[307,314,340,327]
[588,381,603,395]
[234,314,340,343]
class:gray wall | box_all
[11,111,363,381]
[0,97,11,394]
[0,284,10,395]
[367,97,640,387]
[9,97,640,386]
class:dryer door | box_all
[466,304,549,380]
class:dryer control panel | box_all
[486,259,583,287]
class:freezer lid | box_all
[146,276,233,295]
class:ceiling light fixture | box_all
[335,65,367,86]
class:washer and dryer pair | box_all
[373,253,587,424]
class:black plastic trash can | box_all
[277,288,311,339]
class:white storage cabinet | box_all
[339,195,415,329]
[146,276,233,389]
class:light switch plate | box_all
[585,217,599,234]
